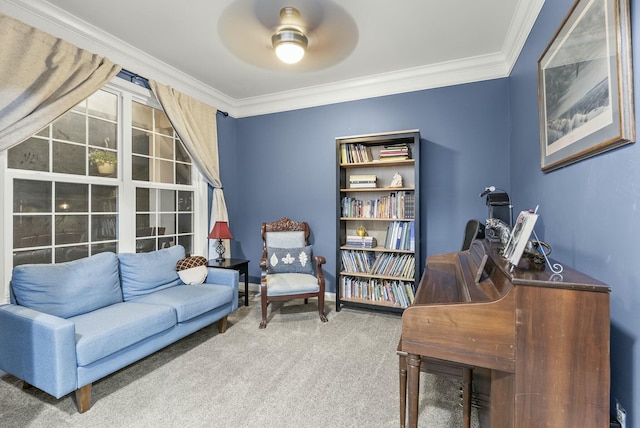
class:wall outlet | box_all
[616,400,627,428]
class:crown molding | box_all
[1,0,544,118]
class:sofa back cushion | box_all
[119,245,185,301]
[10,252,122,318]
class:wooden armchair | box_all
[259,217,328,329]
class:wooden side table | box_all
[207,258,250,306]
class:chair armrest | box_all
[0,304,77,398]
[205,267,239,311]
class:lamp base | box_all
[215,239,226,262]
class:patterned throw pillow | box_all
[176,255,208,285]
[266,245,314,274]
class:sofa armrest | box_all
[0,304,77,398]
[205,267,239,311]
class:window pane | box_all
[14,216,51,248]
[132,155,150,181]
[14,180,51,213]
[178,191,192,211]
[8,137,49,171]
[136,213,153,236]
[92,242,117,255]
[56,245,89,263]
[175,140,189,162]
[153,159,173,183]
[176,163,191,185]
[88,117,117,149]
[53,142,86,175]
[55,214,88,244]
[132,129,151,155]
[159,189,175,211]
[132,102,152,130]
[154,109,172,135]
[136,188,151,211]
[155,135,173,160]
[159,213,175,235]
[14,249,51,266]
[88,90,117,121]
[92,185,118,212]
[52,111,85,143]
[56,182,88,213]
[178,235,192,254]
[92,215,117,241]
[136,238,155,253]
[178,213,192,233]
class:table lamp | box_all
[208,221,233,261]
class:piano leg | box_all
[407,354,421,428]
[399,354,407,428]
[462,367,472,428]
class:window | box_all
[1,79,208,303]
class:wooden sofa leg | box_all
[76,383,92,413]
[218,315,228,333]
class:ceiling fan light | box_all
[272,29,308,64]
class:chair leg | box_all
[318,292,328,322]
[76,383,92,413]
[260,290,268,329]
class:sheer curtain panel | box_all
[0,14,121,151]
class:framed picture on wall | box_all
[537,0,635,172]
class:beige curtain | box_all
[149,80,230,257]
[0,14,121,151]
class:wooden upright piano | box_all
[399,239,610,427]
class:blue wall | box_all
[216,0,639,421]
[509,0,640,423]
[218,79,510,294]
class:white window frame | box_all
[0,78,209,304]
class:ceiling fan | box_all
[218,0,358,71]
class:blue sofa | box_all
[0,245,238,412]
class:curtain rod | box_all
[117,69,229,117]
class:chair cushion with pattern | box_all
[266,245,314,274]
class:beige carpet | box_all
[0,296,478,427]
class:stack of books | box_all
[349,174,377,188]
[379,144,410,161]
[345,235,377,248]
[380,144,411,161]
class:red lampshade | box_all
[208,221,233,240]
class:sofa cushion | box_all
[131,284,233,323]
[71,301,176,367]
[10,252,122,318]
[119,245,185,301]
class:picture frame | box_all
[502,211,539,269]
[537,0,635,172]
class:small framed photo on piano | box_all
[502,211,539,268]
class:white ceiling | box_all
[1,0,544,117]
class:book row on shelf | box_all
[340,276,416,308]
[341,250,415,280]
[384,221,415,251]
[341,191,415,219]
[379,144,410,161]
[340,143,413,164]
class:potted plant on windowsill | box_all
[89,150,117,175]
